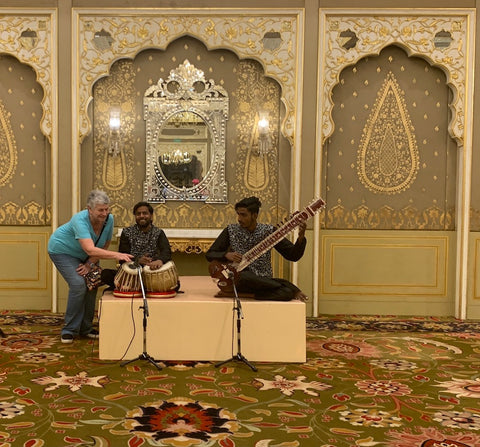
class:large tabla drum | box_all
[142,261,179,298]
[113,263,142,298]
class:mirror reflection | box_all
[157,111,210,189]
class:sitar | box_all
[209,197,326,293]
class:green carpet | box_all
[0,311,479,446]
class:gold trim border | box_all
[472,237,480,299]
[321,232,450,296]
[170,239,214,254]
[0,230,50,290]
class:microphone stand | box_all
[121,265,162,371]
[215,270,257,371]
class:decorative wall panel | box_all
[467,234,480,318]
[0,229,51,309]
[317,10,474,318]
[86,38,288,228]
[323,235,448,295]
[469,235,480,302]
[0,11,55,226]
[319,230,455,316]
[0,55,51,225]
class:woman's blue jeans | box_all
[49,252,97,336]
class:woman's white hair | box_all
[86,190,110,208]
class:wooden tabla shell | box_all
[113,263,142,298]
[142,261,178,298]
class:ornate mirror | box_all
[144,60,228,203]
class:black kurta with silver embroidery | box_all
[119,224,171,265]
[206,223,306,277]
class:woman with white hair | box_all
[48,190,133,343]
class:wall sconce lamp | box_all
[257,116,270,156]
[108,108,121,157]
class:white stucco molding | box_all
[72,8,304,145]
[319,9,474,145]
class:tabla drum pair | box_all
[113,261,179,299]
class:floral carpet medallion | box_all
[0,311,478,446]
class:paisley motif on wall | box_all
[234,61,279,203]
[102,148,127,191]
[0,99,17,187]
[357,71,419,195]
[94,60,136,208]
[244,113,270,191]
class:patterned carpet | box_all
[0,311,479,446]
[307,315,480,332]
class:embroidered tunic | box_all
[119,224,171,264]
[206,223,306,278]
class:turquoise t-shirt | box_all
[48,209,114,260]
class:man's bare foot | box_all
[294,291,308,302]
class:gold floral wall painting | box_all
[235,64,282,196]
[86,36,288,229]
[324,45,456,230]
[357,71,419,195]
[94,59,135,196]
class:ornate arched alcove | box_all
[0,9,57,311]
[82,36,290,230]
[0,11,56,141]
[0,10,56,225]
[324,45,456,231]
[73,8,305,252]
[317,10,475,318]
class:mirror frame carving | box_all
[144,60,228,203]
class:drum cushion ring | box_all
[112,290,143,298]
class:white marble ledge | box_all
[165,228,222,239]
[116,228,221,239]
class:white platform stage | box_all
[98,275,306,363]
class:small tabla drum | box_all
[113,263,142,298]
[142,261,179,299]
